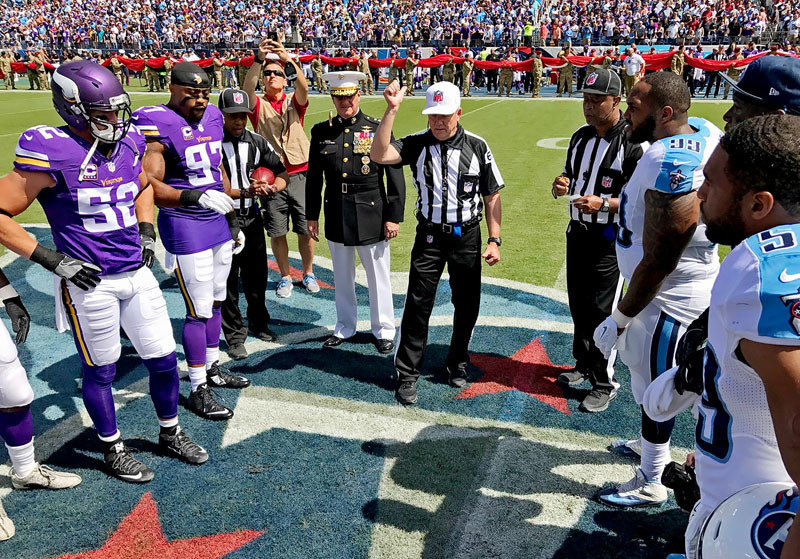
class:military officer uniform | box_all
[671,49,686,76]
[0,52,14,90]
[307,72,406,352]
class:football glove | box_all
[180,189,234,214]
[0,285,29,345]
[233,230,246,256]
[139,222,156,269]
[674,308,709,396]
[30,244,101,291]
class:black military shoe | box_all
[374,338,395,354]
[158,426,209,465]
[395,381,418,405]
[322,335,346,348]
[189,384,234,420]
[103,440,155,484]
[226,343,247,361]
[557,368,589,387]
[447,365,468,388]
[206,361,250,389]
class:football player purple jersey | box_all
[132,104,230,255]
[13,124,145,275]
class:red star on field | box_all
[455,337,572,415]
[50,492,262,559]
[268,260,333,288]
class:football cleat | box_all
[598,468,668,508]
[610,438,642,458]
[103,441,155,484]
[11,463,82,490]
[206,361,250,389]
[0,499,14,541]
[158,427,209,465]
[189,384,233,420]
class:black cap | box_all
[582,68,623,96]
[218,88,251,113]
[170,61,211,88]
[722,56,800,115]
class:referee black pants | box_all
[221,208,271,346]
[566,221,621,393]
[395,221,482,383]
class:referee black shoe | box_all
[557,368,589,387]
[395,381,418,406]
[206,361,250,389]
[158,426,209,465]
[446,365,468,388]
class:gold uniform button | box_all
[344,143,349,147]
[343,157,348,162]
[345,128,350,133]
[342,172,348,177]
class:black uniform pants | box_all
[395,221,482,383]
[486,71,498,92]
[704,71,721,97]
[221,208,271,345]
[566,221,621,393]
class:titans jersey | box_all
[13,124,144,275]
[695,224,800,510]
[616,117,722,324]
[132,104,230,255]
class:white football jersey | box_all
[616,117,722,323]
[695,224,800,510]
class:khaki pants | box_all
[114,72,123,85]
[624,74,638,96]
[405,71,414,94]
[532,72,542,97]
[214,71,223,90]
[314,72,326,92]
[2,71,14,89]
[462,72,471,96]
[28,69,39,90]
[557,69,572,96]
[498,73,512,96]
[360,78,372,95]
[37,71,49,90]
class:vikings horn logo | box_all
[751,486,799,559]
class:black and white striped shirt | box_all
[391,125,504,224]
[563,114,644,224]
[221,129,286,209]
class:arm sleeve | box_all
[305,127,324,222]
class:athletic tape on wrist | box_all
[0,284,19,301]
[611,307,633,329]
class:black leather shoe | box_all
[447,365,468,388]
[249,327,277,342]
[322,335,346,348]
[395,381,418,405]
[375,339,395,354]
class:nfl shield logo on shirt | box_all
[601,176,613,189]
[182,126,194,141]
[427,234,434,244]
[234,92,244,104]
[464,180,474,192]
[586,73,598,86]
[81,164,98,181]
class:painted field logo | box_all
[751,487,799,559]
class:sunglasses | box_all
[263,69,285,78]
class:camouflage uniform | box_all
[462,57,474,96]
[531,56,543,97]
[0,53,14,90]
[405,54,417,95]
[213,57,224,91]
[723,53,745,99]
[110,57,124,84]
[358,54,373,94]
[311,57,326,92]
[442,59,455,82]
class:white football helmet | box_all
[700,482,799,559]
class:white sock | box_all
[6,440,35,478]
[158,417,178,429]
[205,347,219,371]
[97,430,120,443]
[188,366,207,392]
[641,439,671,483]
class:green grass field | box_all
[0,90,731,285]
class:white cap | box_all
[422,81,461,115]
[323,71,366,96]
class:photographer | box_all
[244,37,319,299]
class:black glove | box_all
[3,295,29,345]
[674,308,708,396]
[30,244,101,291]
[226,212,242,242]
[661,461,700,512]
[139,222,156,269]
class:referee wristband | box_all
[0,284,18,302]
[611,308,634,329]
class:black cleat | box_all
[395,381,418,405]
[104,440,155,484]
[158,427,209,465]
[206,361,250,389]
[189,384,234,420]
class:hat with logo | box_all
[170,61,211,88]
[581,68,623,96]
[323,71,365,96]
[722,55,800,115]
[218,88,251,113]
[422,81,461,115]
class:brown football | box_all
[251,167,275,185]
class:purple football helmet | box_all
[51,61,132,143]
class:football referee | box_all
[371,80,504,406]
[552,68,645,413]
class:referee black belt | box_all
[417,214,481,234]
[236,205,259,217]
[340,182,379,194]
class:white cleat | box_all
[11,463,82,490]
[0,500,14,541]
[598,468,668,508]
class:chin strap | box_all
[78,137,100,182]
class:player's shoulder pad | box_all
[13,125,72,173]
[131,105,169,138]
[734,223,800,341]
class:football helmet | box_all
[51,60,131,143]
[700,482,799,559]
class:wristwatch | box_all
[487,237,502,247]
[600,198,610,213]
[253,50,264,64]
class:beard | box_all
[626,114,657,144]
[701,201,748,246]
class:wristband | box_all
[179,189,202,207]
[30,244,63,272]
[611,307,634,329]
[253,51,264,64]
[0,284,18,301]
[138,222,156,241]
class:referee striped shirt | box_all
[391,124,504,224]
[562,114,644,224]
[221,128,286,209]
